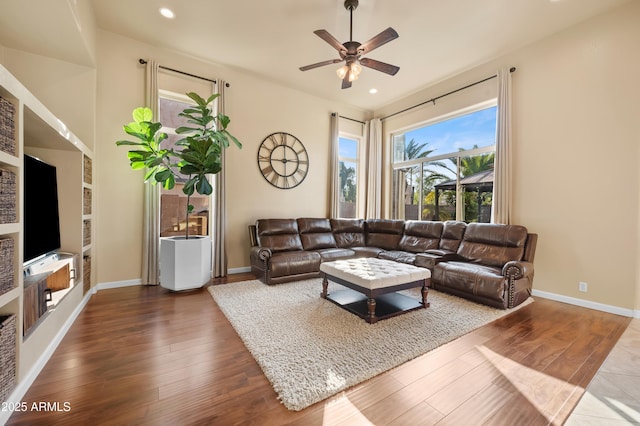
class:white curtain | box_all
[364,118,382,219]
[142,60,161,285]
[492,67,513,224]
[213,80,228,277]
[329,113,340,218]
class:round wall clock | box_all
[257,132,309,189]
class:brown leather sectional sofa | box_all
[249,218,537,309]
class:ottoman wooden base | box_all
[320,258,431,324]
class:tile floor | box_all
[566,318,640,425]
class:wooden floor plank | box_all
[7,275,632,425]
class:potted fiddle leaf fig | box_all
[116,92,241,290]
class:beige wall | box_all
[2,1,638,312]
[1,49,96,148]
[95,30,367,283]
[377,2,640,311]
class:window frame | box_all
[390,100,497,222]
[336,132,365,219]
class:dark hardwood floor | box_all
[8,273,631,425]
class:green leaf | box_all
[218,114,231,129]
[195,176,213,195]
[186,92,206,106]
[155,168,173,183]
[175,126,199,134]
[115,140,144,146]
[183,177,196,195]
[163,174,176,190]
[133,107,153,123]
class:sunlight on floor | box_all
[322,394,374,426]
[476,345,581,422]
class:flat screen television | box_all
[23,154,61,264]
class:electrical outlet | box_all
[579,281,588,292]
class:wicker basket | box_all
[0,96,16,156]
[0,168,16,224]
[83,155,92,184]
[0,238,14,297]
[0,314,17,403]
[83,220,91,246]
[83,256,91,294]
[83,188,92,215]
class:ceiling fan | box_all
[299,0,399,89]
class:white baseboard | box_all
[96,278,142,291]
[532,289,639,318]
[228,266,251,274]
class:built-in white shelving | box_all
[0,64,95,412]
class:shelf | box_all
[0,287,19,310]
[0,223,19,235]
[0,151,18,168]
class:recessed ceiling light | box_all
[159,8,175,19]
[369,88,378,94]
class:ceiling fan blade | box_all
[359,58,400,76]
[341,73,352,90]
[358,27,399,54]
[314,29,347,52]
[299,59,343,71]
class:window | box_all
[391,105,497,223]
[158,93,211,237]
[337,135,361,218]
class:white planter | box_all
[160,236,212,291]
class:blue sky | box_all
[340,106,497,160]
[404,106,497,157]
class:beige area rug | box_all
[208,278,532,411]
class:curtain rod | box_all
[381,67,516,121]
[138,59,230,87]
[332,112,365,125]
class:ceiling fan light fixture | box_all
[350,62,362,76]
[300,0,399,89]
[336,65,349,79]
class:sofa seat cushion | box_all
[270,251,321,278]
[378,250,417,265]
[433,261,505,302]
[317,248,356,262]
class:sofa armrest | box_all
[415,251,459,269]
[250,246,273,261]
[502,261,534,280]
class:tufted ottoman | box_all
[319,257,431,324]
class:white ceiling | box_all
[0,0,632,111]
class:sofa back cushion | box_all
[457,223,528,267]
[297,218,337,250]
[439,221,467,252]
[256,219,303,252]
[398,220,443,253]
[365,219,405,250]
[330,218,365,248]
